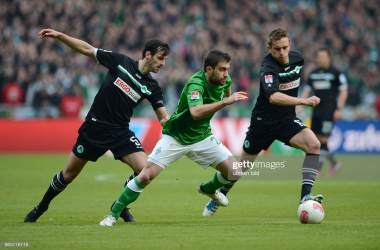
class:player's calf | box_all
[24,171,69,223]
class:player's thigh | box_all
[111,131,145,165]
[63,152,88,182]
[72,134,108,162]
[137,161,163,186]
[243,123,276,155]
[120,151,147,173]
[186,135,233,170]
[277,117,309,147]
[289,128,320,154]
[147,135,189,169]
[239,149,259,163]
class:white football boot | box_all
[198,184,229,207]
[100,215,117,226]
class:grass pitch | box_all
[0,154,379,249]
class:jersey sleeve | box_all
[338,73,348,90]
[147,84,165,110]
[187,84,205,108]
[260,70,280,98]
[94,48,125,70]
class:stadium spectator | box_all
[0,0,378,119]
[60,83,83,118]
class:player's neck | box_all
[138,59,149,74]
[205,73,218,88]
[320,64,330,70]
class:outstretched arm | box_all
[190,92,248,120]
[39,29,96,60]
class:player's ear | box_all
[206,66,213,73]
[267,45,271,52]
[145,51,152,60]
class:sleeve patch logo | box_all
[265,75,273,83]
[191,91,199,100]
[99,49,112,52]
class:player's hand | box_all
[333,109,342,121]
[39,29,61,39]
[296,106,303,115]
[224,92,248,105]
[303,96,320,107]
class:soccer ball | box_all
[298,200,324,224]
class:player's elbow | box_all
[190,106,201,120]
[269,93,279,104]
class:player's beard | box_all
[147,60,159,73]
[209,71,226,86]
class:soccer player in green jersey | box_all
[100,50,248,226]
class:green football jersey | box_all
[162,71,232,145]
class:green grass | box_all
[0,154,379,249]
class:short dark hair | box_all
[267,28,290,47]
[203,50,231,71]
[316,48,331,57]
[142,38,172,59]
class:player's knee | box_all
[137,172,154,186]
[306,139,321,154]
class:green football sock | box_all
[201,171,230,194]
[110,177,145,219]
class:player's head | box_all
[316,48,331,69]
[267,28,291,65]
[203,50,231,86]
[142,38,172,73]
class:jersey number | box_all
[130,136,141,146]
[321,121,333,134]
[211,136,224,147]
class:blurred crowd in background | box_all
[0,0,379,120]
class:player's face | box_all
[208,61,230,86]
[147,50,168,73]
[267,37,291,65]
[316,51,330,69]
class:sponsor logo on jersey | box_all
[114,77,141,102]
[312,81,331,90]
[191,91,199,100]
[117,65,152,95]
[265,75,273,83]
[279,78,300,91]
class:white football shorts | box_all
[148,134,233,169]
